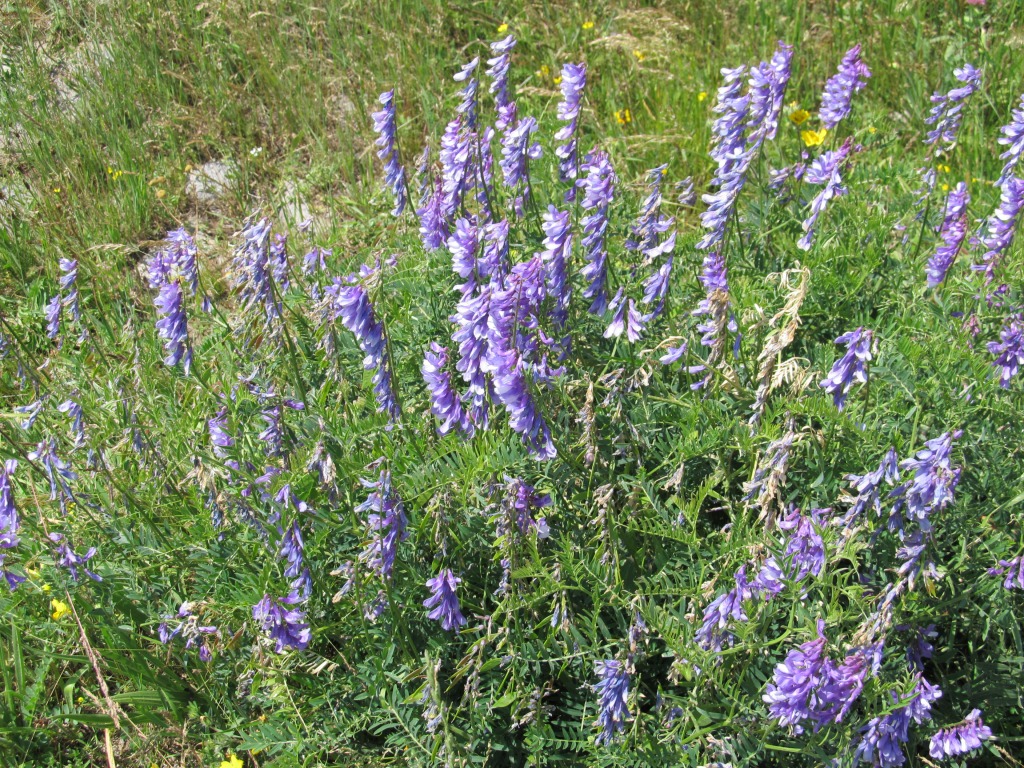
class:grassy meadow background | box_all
[1,0,1024,766]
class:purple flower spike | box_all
[357,466,408,581]
[48,532,101,582]
[820,44,871,130]
[778,506,826,582]
[252,592,310,653]
[819,327,873,411]
[578,149,617,315]
[371,90,408,216]
[972,176,1024,285]
[929,709,992,760]
[925,64,981,151]
[487,35,516,129]
[454,58,480,130]
[798,138,854,251]
[153,280,192,374]
[423,568,466,631]
[926,182,970,287]
[997,92,1024,187]
[989,318,1024,388]
[892,431,961,529]
[208,406,234,457]
[439,118,472,219]
[540,205,572,336]
[499,115,542,193]
[45,294,61,341]
[417,177,449,251]
[555,63,586,201]
[422,342,471,436]
[763,620,828,733]
[695,565,756,652]
[593,660,631,745]
[323,278,401,421]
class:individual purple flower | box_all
[675,177,696,207]
[48,532,101,582]
[926,182,970,287]
[487,35,516,128]
[988,318,1024,388]
[820,44,871,130]
[819,327,873,411]
[930,709,993,759]
[422,342,471,436]
[593,660,631,745]
[971,176,1024,285]
[323,278,400,421]
[57,398,85,448]
[798,137,854,251]
[45,294,61,341]
[578,149,617,315]
[357,466,408,581]
[925,64,981,151]
[252,592,310,653]
[540,205,572,336]
[423,568,466,631]
[208,406,234,457]
[778,506,826,582]
[417,177,449,251]
[763,620,829,733]
[997,92,1024,187]
[555,63,586,201]
[454,57,480,130]
[989,554,1024,590]
[371,90,408,216]
[891,431,961,529]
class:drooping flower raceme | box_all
[454,57,480,130]
[778,506,826,582]
[593,660,631,745]
[499,115,542,195]
[626,165,673,255]
[971,176,1024,285]
[819,44,871,130]
[422,342,471,436]
[423,568,467,631]
[356,467,408,582]
[555,63,586,201]
[798,137,854,251]
[578,149,617,315]
[48,532,101,582]
[819,327,873,411]
[763,620,829,733]
[232,216,282,338]
[696,565,756,653]
[836,448,900,536]
[371,90,408,216]
[988,555,1024,590]
[540,205,572,337]
[926,182,970,287]
[996,92,1024,187]
[57,398,85,448]
[487,35,516,129]
[988,318,1024,388]
[252,592,310,653]
[323,277,401,421]
[0,460,23,590]
[45,294,61,341]
[690,251,734,389]
[929,709,992,760]
[924,64,981,152]
[891,431,961,530]
[439,117,472,220]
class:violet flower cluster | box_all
[423,568,467,631]
[0,460,23,590]
[996,92,1024,186]
[422,342,472,436]
[818,327,873,411]
[924,64,981,151]
[988,318,1024,389]
[232,216,283,338]
[798,137,854,251]
[49,532,101,582]
[971,176,1024,285]
[890,431,961,530]
[578,149,617,316]
[540,205,572,340]
[323,276,401,421]
[925,182,970,287]
[357,466,408,583]
[555,63,586,201]
[592,660,631,745]
[855,675,942,768]
[371,90,408,216]
[158,601,219,662]
[486,35,515,129]
[819,44,871,130]
[929,709,992,760]
[988,555,1024,590]
[252,592,311,653]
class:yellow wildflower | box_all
[497,23,508,33]
[53,187,61,194]
[219,754,243,768]
[615,108,632,125]
[697,91,707,103]
[51,598,71,621]
[537,64,550,79]
[156,189,166,199]
[41,583,51,593]
[582,21,594,30]
[553,76,562,85]
[789,109,811,126]
[632,50,645,62]
[801,128,828,148]
[938,164,951,173]
[941,183,950,192]
[867,126,877,134]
